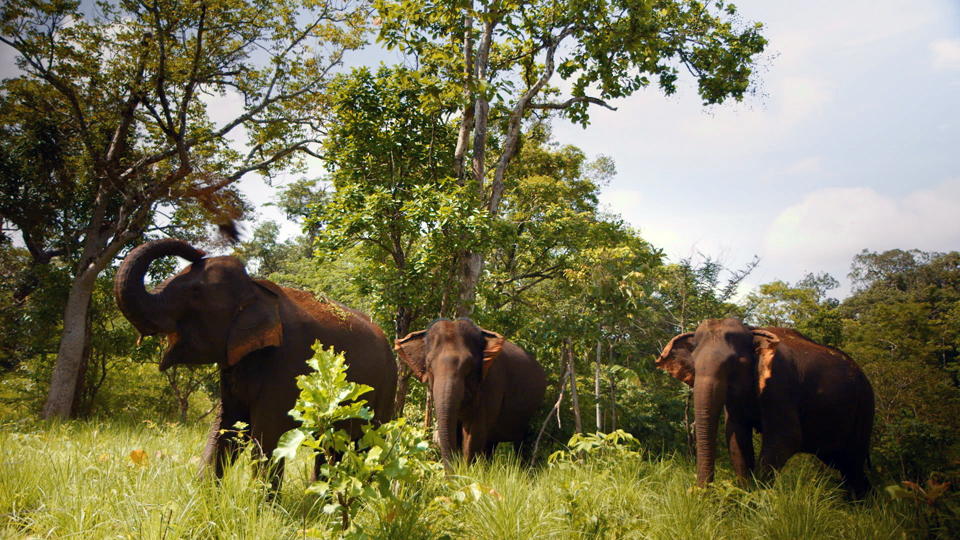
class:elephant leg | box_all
[725,415,755,485]
[249,410,291,495]
[462,427,488,464]
[831,455,871,500]
[201,401,248,479]
[757,430,800,483]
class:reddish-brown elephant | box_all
[395,319,547,471]
[656,318,874,498]
[114,238,397,486]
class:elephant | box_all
[656,318,874,498]
[114,238,397,487]
[394,318,547,471]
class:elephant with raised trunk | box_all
[656,318,874,498]
[114,238,397,486]
[395,319,547,471]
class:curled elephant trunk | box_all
[694,374,727,486]
[114,238,205,336]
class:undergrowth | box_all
[0,420,947,539]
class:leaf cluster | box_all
[273,344,440,538]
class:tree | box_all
[374,0,768,314]
[746,272,842,346]
[652,253,756,334]
[305,65,475,414]
[311,65,464,338]
[0,0,369,418]
[840,249,960,480]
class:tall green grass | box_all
[0,420,926,539]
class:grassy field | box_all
[0,419,943,539]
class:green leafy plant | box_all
[548,429,644,464]
[886,475,959,538]
[273,344,440,539]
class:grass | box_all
[0,419,934,539]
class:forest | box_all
[1,0,959,537]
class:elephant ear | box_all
[656,332,696,387]
[395,330,428,382]
[226,282,283,366]
[479,329,505,380]
[752,329,781,393]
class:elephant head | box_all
[114,238,283,370]
[656,318,779,486]
[394,318,504,469]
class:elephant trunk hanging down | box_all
[656,317,875,498]
[114,238,398,487]
[395,318,547,472]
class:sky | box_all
[551,0,960,297]
[3,0,958,299]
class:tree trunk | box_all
[424,386,434,430]
[179,396,189,424]
[567,338,582,434]
[530,356,570,466]
[42,267,99,419]
[69,307,94,417]
[595,340,602,432]
[454,17,494,318]
[608,343,616,431]
[393,306,414,418]
[453,4,475,183]
[457,251,483,317]
[42,205,137,419]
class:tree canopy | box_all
[0,0,370,417]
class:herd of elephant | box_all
[114,239,875,498]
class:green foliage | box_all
[840,250,960,482]
[307,65,468,335]
[746,272,843,346]
[653,253,757,333]
[548,429,643,464]
[273,344,440,538]
[374,0,768,126]
[886,476,960,539]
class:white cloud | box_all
[931,37,960,70]
[764,179,960,272]
[784,156,826,176]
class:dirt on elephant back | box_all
[281,286,357,325]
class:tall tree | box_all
[311,65,464,339]
[652,254,756,335]
[374,0,768,314]
[307,65,469,414]
[0,0,369,418]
